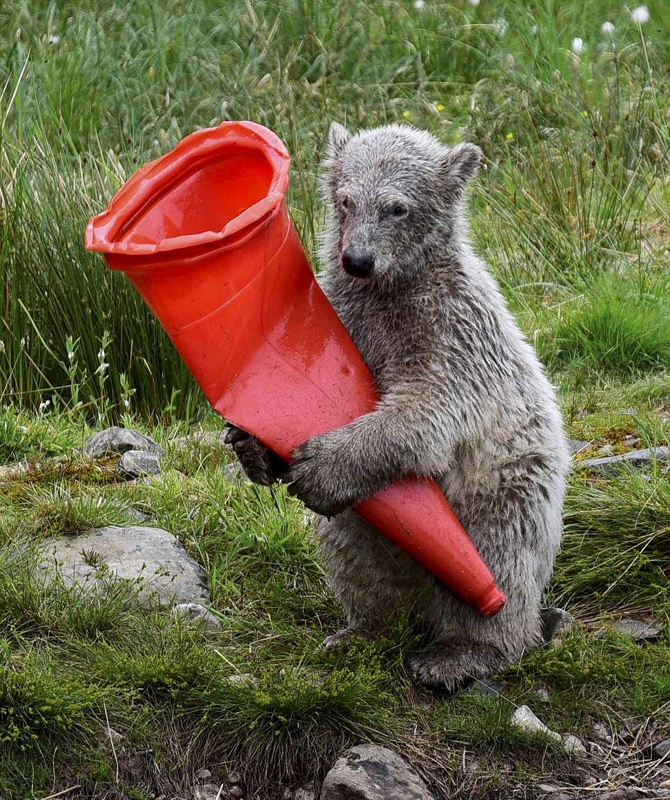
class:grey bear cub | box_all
[226,122,570,690]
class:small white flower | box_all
[601,21,615,35]
[98,348,106,359]
[630,5,649,24]
[571,37,585,54]
[48,34,61,44]
[467,0,480,6]
[38,399,51,412]
[492,18,507,36]
[531,24,538,34]
[413,0,426,9]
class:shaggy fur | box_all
[226,122,570,691]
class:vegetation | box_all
[0,0,669,798]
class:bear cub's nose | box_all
[342,250,376,278]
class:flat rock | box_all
[541,607,574,643]
[321,744,433,800]
[172,603,221,631]
[84,426,164,458]
[37,526,209,606]
[510,706,561,742]
[117,449,162,479]
[596,615,663,641]
[575,446,669,474]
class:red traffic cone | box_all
[86,121,506,617]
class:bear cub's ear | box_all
[440,142,482,195]
[327,122,351,159]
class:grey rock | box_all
[596,615,663,641]
[195,784,225,800]
[172,603,221,631]
[534,687,550,703]
[591,722,613,744]
[227,772,242,785]
[654,739,670,759]
[293,786,315,800]
[467,678,502,698]
[576,446,669,474]
[117,449,162,479]
[229,788,243,799]
[568,439,591,456]
[541,607,574,643]
[37,526,209,606]
[84,426,164,458]
[321,744,433,800]
[562,733,587,756]
[195,769,213,782]
[510,706,561,742]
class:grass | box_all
[1,0,670,797]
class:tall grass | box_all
[2,0,669,416]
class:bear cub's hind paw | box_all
[408,642,507,693]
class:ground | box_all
[0,0,670,798]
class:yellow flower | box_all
[505,132,514,141]
[436,103,445,112]
[402,110,411,119]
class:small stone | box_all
[172,603,221,631]
[576,446,669,475]
[654,739,670,759]
[117,449,162,479]
[321,744,434,800]
[195,784,224,800]
[195,768,212,781]
[467,678,502,698]
[659,779,670,789]
[229,787,244,799]
[534,687,550,703]
[293,786,316,800]
[541,607,574,643]
[568,439,590,455]
[591,722,613,744]
[597,444,615,456]
[623,435,641,446]
[510,706,561,741]
[84,426,164,457]
[562,733,587,756]
[227,772,242,785]
[596,615,663,641]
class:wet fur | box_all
[229,122,569,691]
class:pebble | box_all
[654,739,670,759]
[562,733,587,756]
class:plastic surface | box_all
[86,120,507,617]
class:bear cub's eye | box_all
[389,203,408,219]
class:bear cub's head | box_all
[323,122,481,283]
